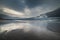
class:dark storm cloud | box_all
[0,0,60,11]
[25,0,44,8]
[0,0,25,12]
[0,0,43,11]
[25,0,60,8]
[0,0,60,17]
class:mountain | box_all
[45,8,60,17]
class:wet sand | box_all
[0,20,60,40]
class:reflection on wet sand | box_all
[0,20,60,40]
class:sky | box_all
[0,0,60,18]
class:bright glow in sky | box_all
[2,8,25,17]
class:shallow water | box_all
[0,20,60,39]
[0,20,48,31]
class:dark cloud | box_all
[0,0,25,12]
[25,0,44,8]
[25,0,60,8]
[0,0,60,17]
[0,0,60,11]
